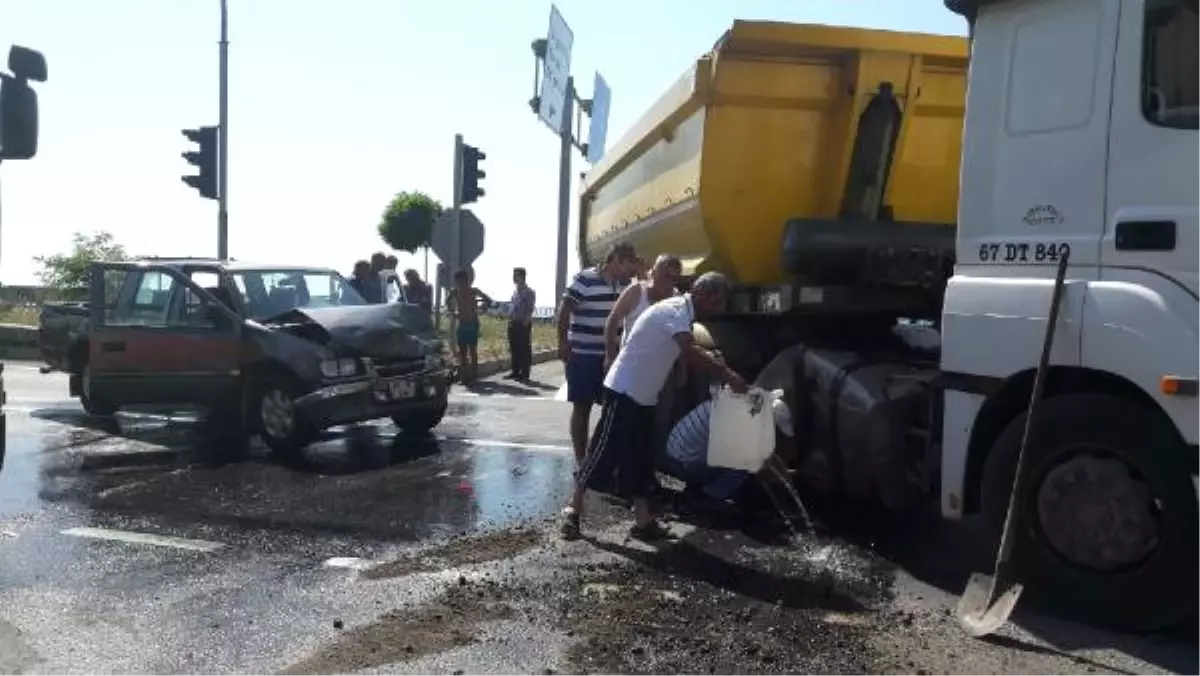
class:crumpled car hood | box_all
[264,303,440,359]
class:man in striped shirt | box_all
[556,242,639,463]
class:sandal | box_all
[629,520,671,541]
[560,508,581,541]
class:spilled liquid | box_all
[758,458,816,539]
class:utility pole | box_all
[217,0,230,260]
[555,77,574,304]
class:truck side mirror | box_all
[0,46,46,161]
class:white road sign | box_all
[586,72,611,164]
[537,5,574,134]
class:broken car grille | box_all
[367,356,425,379]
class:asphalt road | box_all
[0,360,1194,674]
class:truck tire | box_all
[249,372,315,462]
[80,365,117,417]
[980,393,1198,631]
[392,405,447,435]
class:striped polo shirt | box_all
[565,267,624,356]
[666,399,713,466]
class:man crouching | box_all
[664,389,799,516]
[560,272,748,542]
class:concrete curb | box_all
[473,348,557,380]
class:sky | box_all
[0,0,966,305]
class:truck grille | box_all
[368,356,424,379]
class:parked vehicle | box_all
[38,258,452,458]
[0,44,49,473]
[580,4,1197,631]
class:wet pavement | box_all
[0,360,1195,674]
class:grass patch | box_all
[0,304,557,364]
[442,315,557,364]
[0,305,38,327]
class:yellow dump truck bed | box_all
[579,21,968,287]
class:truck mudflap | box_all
[757,343,941,512]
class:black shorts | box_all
[576,388,657,499]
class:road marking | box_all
[323,556,373,571]
[439,436,572,455]
[451,391,559,403]
[61,527,225,553]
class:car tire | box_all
[80,365,118,417]
[250,372,315,461]
[980,393,1198,632]
[392,404,447,435]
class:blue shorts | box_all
[456,319,480,347]
[565,353,605,405]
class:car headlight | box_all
[423,353,440,370]
[320,358,359,379]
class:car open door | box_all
[87,262,244,408]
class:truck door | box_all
[1102,0,1198,294]
[88,264,242,407]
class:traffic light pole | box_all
[450,133,464,339]
[217,0,230,260]
[554,76,574,305]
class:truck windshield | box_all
[230,269,365,320]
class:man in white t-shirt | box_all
[561,272,749,541]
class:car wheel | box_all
[981,393,1198,632]
[251,373,314,460]
[392,404,447,435]
[80,365,117,416]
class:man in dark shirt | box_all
[348,259,373,301]
[358,252,386,304]
[507,267,537,379]
[402,269,433,314]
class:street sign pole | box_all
[217,0,229,260]
[529,6,611,304]
[554,77,574,304]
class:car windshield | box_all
[229,269,365,320]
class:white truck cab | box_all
[942,0,1197,630]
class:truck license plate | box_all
[387,379,416,400]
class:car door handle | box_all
[1115,220,1176,252]
[101,341,126,353]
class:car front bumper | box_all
[294,368,451,429]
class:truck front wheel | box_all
[981,393,1198,631]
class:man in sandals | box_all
[561,272,749,541]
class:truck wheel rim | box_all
[261,389,295,439]
[1035,449,1160,572]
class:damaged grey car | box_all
[38,259,452,459]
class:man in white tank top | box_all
[602,254,683,369]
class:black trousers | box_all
[507,320,533,376]
[577,388,657,499]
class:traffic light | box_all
[459,143,486,205]
[181,126,219,200]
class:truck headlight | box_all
[424,353,441,371]
[320,358,359,379]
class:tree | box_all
[378,191,443,253]
[34,231,128,291]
